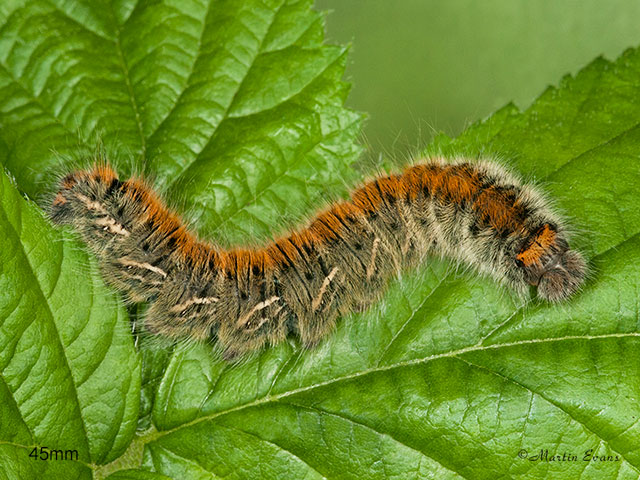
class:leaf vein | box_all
[146,332,640,445]
[455,356,640,472]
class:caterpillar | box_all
[49,157,587,360]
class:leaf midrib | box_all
[147,332,640,442]
[144,332,640,478]
[137,0,211,158]
[110,12,146,164]
[163,1,287,190]
[207,91,359,237]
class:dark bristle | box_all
[105,178,123,197]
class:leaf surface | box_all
[143,49,640,480]
[0,168,140,476]
[0,1,639,479]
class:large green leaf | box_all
[0,168,140,476]
[0,0,362,478]
[0,0,361,243]
[0,1,639,480]
[138,50,640,479]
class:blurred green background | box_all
[316,0,640,156]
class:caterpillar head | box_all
[515,223,587,302]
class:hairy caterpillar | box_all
[50,157,587,360]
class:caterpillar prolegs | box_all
[50,158,587,360]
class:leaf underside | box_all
[0,1,639,480]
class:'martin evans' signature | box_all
[518,449,620,462]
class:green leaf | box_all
[1,1,639,480]
[0,167,139,475]
[103,469,172,480]
[1,0,362,478]
[0,0,362,245]
[141,50,640,479]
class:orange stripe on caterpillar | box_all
[517,224,557,267]
[52,192,67,206]
[49,158,587,360]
